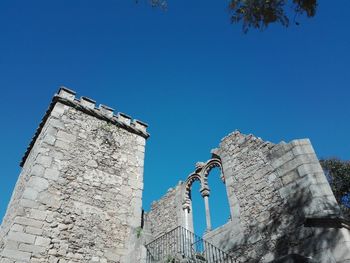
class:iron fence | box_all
[145,226,235,263]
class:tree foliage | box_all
[149,0,317,33]
[229,0,317,32]
[320,158,350,219]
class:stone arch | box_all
[184,173,202,202]
[183,156,232,233]
[201,158,225,187]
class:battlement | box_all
[20,86,149,167]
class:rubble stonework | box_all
[206,131,349,262]
[0,88,148,263]
[1,88,350,263]
[145,183,187,239]
[146,131,350,262]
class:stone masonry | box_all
[1,88,350,263]
[144,182,188,239]
[146,131,350,262]
[0,87,148,263]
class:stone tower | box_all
[0,88,149,263]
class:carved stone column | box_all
[182,200,191,230]
[200,186,212,232]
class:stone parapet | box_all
[20,86,149,167]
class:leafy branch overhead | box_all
[149,0,317,32]
[230,0,317,32]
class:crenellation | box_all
[117,112,132,126]
[20,87,149,167]
[80,96,96,109]
[57,87,76,101]
[1,88,350,263]
[99,104,114,118]
[132,120,148,134]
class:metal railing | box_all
[145,226,235,263]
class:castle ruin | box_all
[0,88,349,263]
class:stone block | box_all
[22,188,39,200]
[28,177,49,192]
[15,217,44,228]
[19,243,46,254]
[7,231,36,244]
[45,126,58,137]
[117,112,131,125]
[313,172,329,185]
[48,119,65,130]
[19,199,38,208]
[133,120,148,134]
[31,165,45,177]
[57,130,76,143]
[87,159,98,168]
[29,209,47,221]
[297,163,323,177]
[292,144,315,156]
[90,256,100,262]
[310,183,333,197]
[0,258,14,263]
[37,192,60,209]
[57,87,76,101]
[35,155,52,168]
[44,168,60,181]
[3,240,19,250]
[279,181,300,199]
[43,134,56,145]
[11,224,24,232]
[54,140,70,150]
[270,150,295,169]
[80,96,96,109]
[1,248,31,261]
[99,104,114,118]
[26,226,43,236]
[281,170,299,185]
[51,102,66,117]
[298,174,317,188]
[276,154,318,178]
[303,196,339,216]
[35,237,51,247]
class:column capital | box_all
[200,186,210,197]
[182,199,191,211]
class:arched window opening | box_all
[190,181,207,237]
[183,157,232,237]
[206,167,231,229]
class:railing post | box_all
[144,226,235,263]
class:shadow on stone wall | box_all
[218,186,349,263]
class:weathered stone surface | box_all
[145,131,350,263]
[1,88,349,263]
[43,168,60,181]
[1,248,31,261]
[18,243,46,254]
[0,89,148,263]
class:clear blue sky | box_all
[0,0,349,236]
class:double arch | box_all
[183,156,226,232]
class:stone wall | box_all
[0,88,148,263]
[144,182,186,240]
[203,131,350,262]
[142,130,350,262]
[1,87,350,263]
